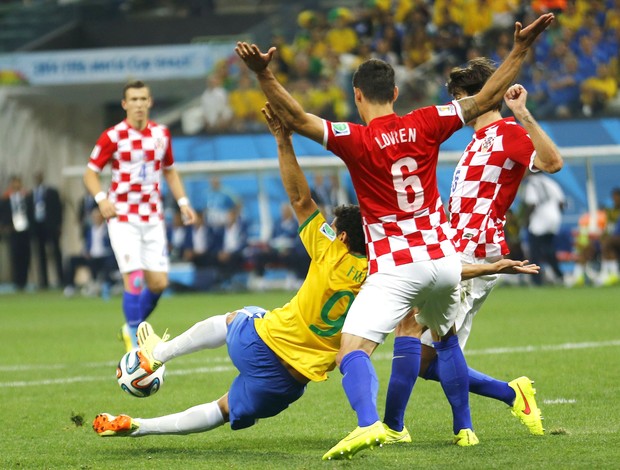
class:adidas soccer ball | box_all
[116,349,166,398]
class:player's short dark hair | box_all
[333,204,366,255]
[352,59,395,104]
[447,58,502,112]
[123,80,149,99]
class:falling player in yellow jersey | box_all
[93,104,539,441]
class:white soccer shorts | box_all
[107,218,169,273]
[421,252,501,349]
[342,254,462,344]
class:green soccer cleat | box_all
[508,376,544,435]
[136,321,169,374]
[453,428,479,447]
[322,420,387,460]
[382,423,412,444]
[93,413,139,437]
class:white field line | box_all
[543,398,577,405]
[1,339,619,388]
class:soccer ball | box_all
[116,349,166,398]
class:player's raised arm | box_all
[504,84,563,173]
[235,42,324,144]
[262,103,318,223]
[458,13,554,123]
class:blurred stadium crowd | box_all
[183,0,620,135]
[1,0,619,294]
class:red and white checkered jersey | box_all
[449,118,535,257]
[324,102,464,274]
[87,120,174,223]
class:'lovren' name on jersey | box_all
[324,102,465,275]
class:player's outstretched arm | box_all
[504,84,563,173]
[461,259,540,280]
[459,13,554,123]
[235,42,324,144]
[263,103,318,223]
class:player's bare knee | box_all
[145,274,168,293]
[394,309,425,337]
[225,311,238,326]
[217,393,230,422]
[336,334,377,367]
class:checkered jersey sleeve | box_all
[162,126,175,169]
[502,121,536,169]
[88,130,116,172]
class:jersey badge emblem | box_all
[331,122,351,136]
[320,222,337,241]
[435,104,456,116]
[481,136,494,152]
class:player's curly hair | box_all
[333,204,366,255]
[446,58,502,112]
[352,59,395,104]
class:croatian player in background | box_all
[382,63,563,441]
[235,12,554,459]
[84,80,196,351]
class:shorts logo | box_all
[332,122,351,136]
[436,105,457,116]
[320,223,337,241]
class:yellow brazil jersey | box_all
[254,210,367,382]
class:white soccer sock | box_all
[133,401,225,436]
[601,260,618,277]
[572,263,585,278]
[154,314,228,363]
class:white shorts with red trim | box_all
[342,254,461,344]
[107,218,169,273]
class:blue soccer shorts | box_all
[227,306,307,430]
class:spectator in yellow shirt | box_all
[581,63,619,116]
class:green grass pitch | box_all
[1,286,619,469]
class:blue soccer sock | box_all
[340,350,380,427]
[423,358,516,406]
[139,288,162,322]
[434,335,472,434]
[122,291,141,349]
[383,337,421,432]
[468,368,516,405]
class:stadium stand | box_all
[1,0,620,290]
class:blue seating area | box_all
[171,118,620,235]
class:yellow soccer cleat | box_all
[93,413,139,437]
[382,422,412,444]
[508,376,544,435]
[136,321,169,374]
[118,324,133,353]
[322,420,387,460]
[602,273,619,287]
[453,428,479,447]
